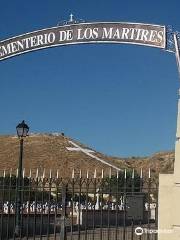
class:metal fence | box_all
[0,169,159,240]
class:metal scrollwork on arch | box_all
[166,25,180,53]
[57,14,85,26]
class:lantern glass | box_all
[16,120,29,138]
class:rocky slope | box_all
[0,133,174,178]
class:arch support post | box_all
[174,33,180,79]
[158,33,180,240]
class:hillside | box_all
[0,133,174,178]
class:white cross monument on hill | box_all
[66,140,122,172]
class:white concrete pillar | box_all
[158,94,180,239]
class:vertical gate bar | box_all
[85,177,89,240]
[131,169,135,193]
[26,174,31,240]
[100,174,104,240]
[70,177,75,240]
[115,171,119,240]
[52,178,56,240]
[19,172,24,239]
[13,171,18,240]
[46,176,52,240]
[131,170,135,240]
[14,138,24,238]
[7,174,12,240]
[0,172,5,240]
[123,169,127,240]
[33,177,38,240]
[139,169,143,240]
[92,174,97,240]
[19,173,25,239]
[58,179,62,239]
[60,183,67,240]
[147,169,151,240]
[107,172,111,240]
[53,178,58,240]
[77,177,82,240]
[155,182,159,240]
[131,220,134,240]
[40,178,45,240]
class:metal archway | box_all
[0,19,179,74]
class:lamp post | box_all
[15,120,29,236]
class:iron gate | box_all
[0,169,158,240]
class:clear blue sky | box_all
[0,0,180,157]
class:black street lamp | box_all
[15,120,29,236]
